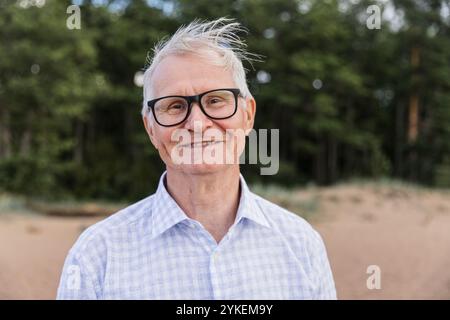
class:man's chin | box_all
[170,163,235,175]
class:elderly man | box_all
[57,18,336,300]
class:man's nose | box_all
[184,101,213,131]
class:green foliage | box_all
[0,0,449,200]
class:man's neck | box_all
[165,166,241,244]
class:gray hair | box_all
[141,17,261,117]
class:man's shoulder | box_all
[251,192,322,242]
[69,195,155,257]
[251,192,329,273]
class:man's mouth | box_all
[180,141,223,148]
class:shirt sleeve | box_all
[309,229,337,300]
[56,249,101,300]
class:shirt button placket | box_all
[209,250,223,299]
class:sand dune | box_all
[0,183,449,299]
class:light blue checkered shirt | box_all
[57,171,336,299]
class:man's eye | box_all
[208,97,224,104]
[168,104,185,110]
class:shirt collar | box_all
[150,172,190,239]
[234,173,271,229]
[150,171,271,239]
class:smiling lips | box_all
[180,140,223,148]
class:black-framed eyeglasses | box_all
[147,88,242,127]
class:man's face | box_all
[143,53,256,175]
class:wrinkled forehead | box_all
[148,53,236,98]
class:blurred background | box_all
[0,0,449,299]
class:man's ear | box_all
[244,96,256,136]
[143,115,159,149]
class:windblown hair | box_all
[141,17,261,116]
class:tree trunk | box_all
[394,103,404,177]
[328,136,338,183]
[20,129,31,156]
[74,120,84,164]
[407,45,421,181]
[408,46,420,143]
[315,138,327,184]
[0,108,12,159]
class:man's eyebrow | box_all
[158,88,224,97]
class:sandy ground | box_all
[0,183,449,299]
